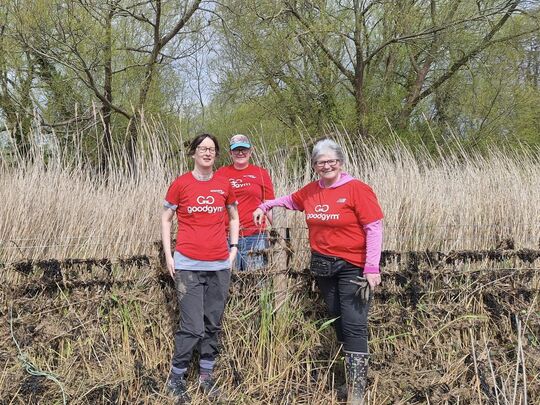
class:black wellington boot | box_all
[344,351,369,405]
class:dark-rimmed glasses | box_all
[196,146,217,154]
[314,159,340,168]
[231,148,251,155]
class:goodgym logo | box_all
[188,195,223,214]
[196,195,215,204]
[307,204,339,221]
[230,178,251,189]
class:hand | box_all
[253,208,265,226]
[365,273,381,290]
[229,247,238,269]
[166,255,175,279]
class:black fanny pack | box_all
[309,251,347,277]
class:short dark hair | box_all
[187,133,220,156]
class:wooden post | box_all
[270,211,290,310]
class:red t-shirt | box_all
[165,172,237,261]
[291,180,383,268]
[215,164,275,236]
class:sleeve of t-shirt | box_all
[363,219,383,274]
[259,194,300,212]
[352,182,384,225]
[164,178,183,208]
[225,181,237,205]
[261,169,275,200]
[291,184,309,211]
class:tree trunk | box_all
[398,57,433,128]
[100,7,114,175]
[353,0,366,136]
[353,69,366,136]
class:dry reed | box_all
[1,124,539,263]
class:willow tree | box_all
[11,0,204,170]
[0,4,36,156]
[216,0,538,137]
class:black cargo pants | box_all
[315,263,371,353]
[171,269,230,372]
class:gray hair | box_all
[311,139,346,166]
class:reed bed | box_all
[1,125,539,263]
[1,252,538,404]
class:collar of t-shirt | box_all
[317,172,355,189]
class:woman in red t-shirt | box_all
[253,138,383,405]
[161,133,239,401]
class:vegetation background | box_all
[0,0,539,162]
[0,0,539,404]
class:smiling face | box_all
[313,152,343,186]
[193,136,217,170]
[230,147,252,169]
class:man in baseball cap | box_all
[217,133,275,271]
[229,134,252,150]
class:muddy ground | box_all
[1,249,539,404]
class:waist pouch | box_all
[309,251,348,277]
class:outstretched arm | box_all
[161,207,176,278]
[253,194,300,226]
[227,204,240,268]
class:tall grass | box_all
[1,122,539,263]
[2,254,537,403]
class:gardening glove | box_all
[350,276,370,303]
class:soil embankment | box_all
[1,249,539,404]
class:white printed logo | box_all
[210,189,225,194]
[244,174,256,179]
[337,198,346,203]
[307,204,339,221]
[187,195,223,214]
[196,195,215,204]
[230,178,251,189]
[188,205,223,214]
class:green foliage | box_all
[0,0,539,161]
[212,0,540,148]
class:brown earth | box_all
[1,249,539,404]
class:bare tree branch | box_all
[413,0,522,108]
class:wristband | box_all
[230,244,239,248]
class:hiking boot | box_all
[198,375,222,398]
[166,374,191,403]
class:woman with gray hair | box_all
[253,138,383,405]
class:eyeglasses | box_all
[196,146,216,154]
[314,159,340,168]
[231,148,251,155]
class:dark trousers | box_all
[172,269,231,371]
[316,264,371,353]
